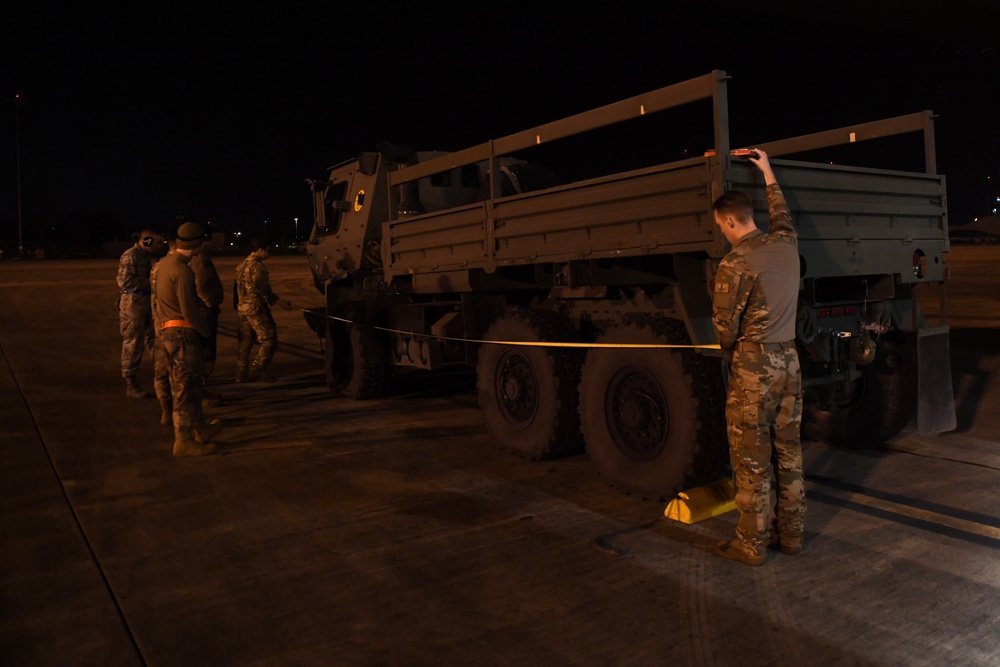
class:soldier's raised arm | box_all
[749,149,795,240]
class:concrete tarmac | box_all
[2,248,999,666]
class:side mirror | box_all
[358,152,379,175]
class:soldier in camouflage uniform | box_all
[711,149,805,566]
[152,222,222,457]
[234,238,291,382]
[117,229,160,398]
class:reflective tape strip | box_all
[301,308,721,350]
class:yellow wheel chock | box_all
[664,478,736,524]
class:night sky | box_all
[2,1,997,252]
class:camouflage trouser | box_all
[119,294,154,377]
[726,340,805,553]
[202,307,220,380]
[153,330,170,402]
[236,309,277,375]
[161,326,204,435]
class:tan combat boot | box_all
[771,533,803,556]
[158,399,172,426]
[715,538,767,566]
[126,376,153,399]
[235,362,250,383]
[193,418,223,445]
[768,526,804,555]
[173,425,215,457]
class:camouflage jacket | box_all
[712,183,799,353]
[234,254,279,317]
[116,244,153,293]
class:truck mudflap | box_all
[917,325,958,435]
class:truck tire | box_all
[476,309,584,460]
[579,319,727,502]
[326,318,391,400]
[802,332,917,447]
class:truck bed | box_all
[384,158,719,280]
[384,156,949,286]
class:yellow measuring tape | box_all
[301,308,721,350]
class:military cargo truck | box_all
[304,70,956,501]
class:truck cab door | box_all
[309,179,351,238]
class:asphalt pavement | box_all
[2,252,999,666]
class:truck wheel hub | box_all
[497,353,537,426]
[607,369,667,460]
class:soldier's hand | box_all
[747,148,769,168]
[748,148,777,185]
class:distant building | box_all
[951,216,1000,244]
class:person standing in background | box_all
[117,229,161,398]
[153,222,222,457]
[234,238,292,382]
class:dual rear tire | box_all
[578,320,727,501]
[477,312,727,500]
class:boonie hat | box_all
[176,222,205,250]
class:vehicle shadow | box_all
[947,326,1000,433]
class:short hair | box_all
[250,237,270,252]
[712,191,754,223]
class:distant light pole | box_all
[14,93,23,256]
[294,217,298,242]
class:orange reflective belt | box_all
[162,319,194,330]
